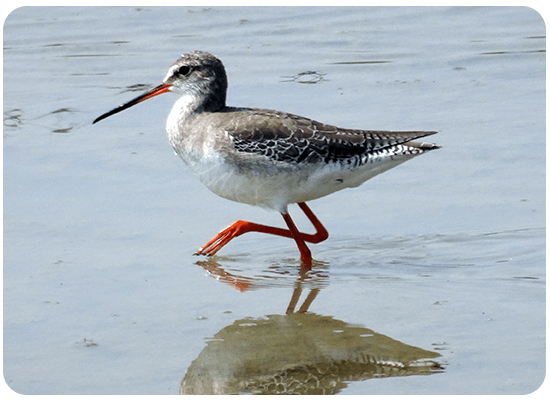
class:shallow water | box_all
[3,6,545,395]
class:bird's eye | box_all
[176,66,192,76]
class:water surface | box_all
[3,6,545,395]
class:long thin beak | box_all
[93,83,171,124]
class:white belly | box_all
[178,148,418,214]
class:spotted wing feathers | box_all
[224,108,438,164]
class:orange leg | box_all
[195,202,328,263]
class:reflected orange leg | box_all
[195,202,328,263]
[286,286,320,314]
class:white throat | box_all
[166,94,203,133]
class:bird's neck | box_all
[170,94,204,122]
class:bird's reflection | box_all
[196,258,329,294]
[182,260,443,394]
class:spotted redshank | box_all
[94,51,439,264]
